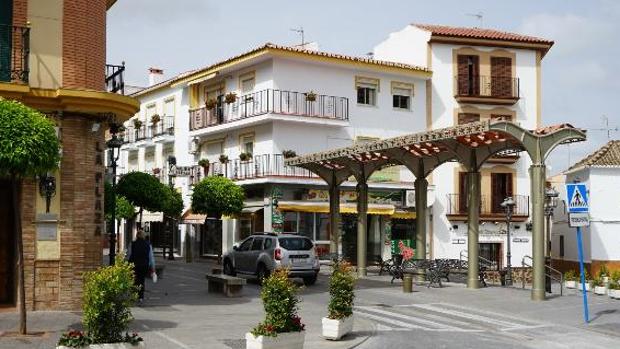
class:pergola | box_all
[285,120,586,301]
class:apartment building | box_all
[0,0,139,310]
[374,24,553,268]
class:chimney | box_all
[148,67,164,86]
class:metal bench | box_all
[205,273,246,297]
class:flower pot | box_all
[245,331,304,349]
[609,289,620,299]
[58,342,146,349]
[577,282,591,291]
[322,316,353,341]
[594,286,607,295]
[565,280,576,289]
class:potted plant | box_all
[239,152,251,162]
[305,91,317,102]
[219,154,229,164]
[564,270,577,289]
[577,270,591,291]
[609,271,620,299]
[598,264,610,283]
[198,159,210,175]
[593,276,607,295]
[322,261,355,341]
[246,269,305,349]
[152,168,161,175]
[132,119,143,129]
[56,258,145,348]
[282,150,297,159]
[224,92,237,104]
[205,99,217,110]
[150,114,161,124]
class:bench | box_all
[205,273,246,297]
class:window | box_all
[282,212,298,233]
[458,113,481,125]
[251,237,264,250]
[391,82,413,110]
[238,237,253,251]
[298,212,314,240]
[145,104,157,123]
[240,134,254,156]
[264,238,274,249]
[278,237,313,251]
[315,213,330,241]
[491,173,513,213]
[239,72,255,93]
[164,98,175,117]
[356,76,379,106]
[457,55,480,96]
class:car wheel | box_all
[303,275,317,286]
[224,260,236,276]
[257,264,269,284]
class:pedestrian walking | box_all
[128,229,154,302]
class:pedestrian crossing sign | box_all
[566,183,589,213]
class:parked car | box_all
[222,233,320,285]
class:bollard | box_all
[403,274,413,293]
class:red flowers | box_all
[398,240,415,261]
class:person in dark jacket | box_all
[128,229,153,302]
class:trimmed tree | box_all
[191,176,244,218]
[104,181,136,250]
[0,99,60,334]
[116,171,166,225]
[162,186,183,218]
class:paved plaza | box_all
[1,259,619,349]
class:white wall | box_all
[373,25,431,68]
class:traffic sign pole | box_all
[576,226,589,323]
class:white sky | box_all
[107,0,620,174]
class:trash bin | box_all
[403,274,413,293]
[499,269,507,286]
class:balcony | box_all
[454,75,519,105]
[190,154,319,185]
[189,89,349,131]
[445,193,529,221]
[105,63,125,94]
[0,24,30,84]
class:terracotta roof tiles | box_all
[414,24,554,45]
[568,140,620,171]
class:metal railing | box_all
[459,250,499,270]
[191,154,319,184]
[446,193,529,217]
[106,63,125,94]
[151,118,175,137]
[0,24,30,83]
[521,255,563,296]
[189,89,349,130]
[454,75,519,99]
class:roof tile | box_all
[414,24,554,45]
[568,140,620,171]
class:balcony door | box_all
[458,172,468,214]
[0,0,13,82]
[457,55,479,96]
[491,57,512,98]
[491,173,513,214]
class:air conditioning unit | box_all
[404,190,415,208]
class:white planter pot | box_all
[577,282,591,291]
[245,331,304,349]
[594,286,607,295]
[57,343,146,349]
[565,281,576,289]
[609,289,620,299]
[322,316,354,340]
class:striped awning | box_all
[277,201,415,219]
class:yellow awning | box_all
[392,211,416,220]
[277,201,405,216]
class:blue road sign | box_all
[566,183,589,213]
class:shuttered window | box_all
[457,55,479,96]
[457,113,480,125]
[490,57,512,97]
[356,76,379,106]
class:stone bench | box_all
[206,273,246,297]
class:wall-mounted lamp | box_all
[38,174,56,213]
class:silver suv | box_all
[222,233,320,285]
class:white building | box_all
[374,24,553,268]
[118,24,555,269]
[550,140,620,275]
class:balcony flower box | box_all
[245,331,305,349]
[58,342,146,349]
[322,316,353,341]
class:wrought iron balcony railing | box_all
[446,193,529,217]
[189,89,349,131]
[454,75,519,100]
[106,63,125,94]
[0,24,30,83]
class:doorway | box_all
[479,242,502,270]
[0,179,16,306]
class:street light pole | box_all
[167,156,177,261]
[501,196,515,286]
[106,124,123,266]
[544,187,559,293]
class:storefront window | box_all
[282,212,297,233]
[298,212,314,239]
[239,218,252,241]
[315,213,330,242]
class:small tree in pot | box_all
[224,92,237,104]
[219,154,229,164]
[205,99,217,110]
[305,91,317,102]
[323,261,356,340]
[239,152,251,162]
[132,119,143,129]
[564,270,577,288]
[609,271,620,299]
[282,150,297,159]
[198,159,210,176]
[246,269,305,349]
[150,114,161,125]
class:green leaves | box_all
[327,262,356,320]
[116,172,165,212]
[0,98,60,178]
[191,176,244,217]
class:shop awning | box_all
[181,209,207,224]
[392,211,416,219]
[277,201,412,217]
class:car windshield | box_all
[278,237,313,251]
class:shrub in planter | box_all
[609,280,620,299]
[246,269,305,349]
[305,91,317,102]
[564,270,577,288]
[593,277,607,295]
[577,270,591,291]
[132,119,143,129]
[224,92,237,104]
[219,154,229,164]
[239,152,251,162]
[198,159,210,175]
[205,99,217,109]
[323,261,356,340]
[150,114,161,124]
[282,150,297,159]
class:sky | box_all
[106,0,620,175]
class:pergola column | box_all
[328,180,341,256]
[414,177,428,260]
[356,178,368,277]
[467,170,481,289]
[530,163,546,301]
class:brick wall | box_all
[12,0,28,27]
[62,0,107,91]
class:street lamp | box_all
[106,124,124,266]
[167,155,177,261]
[501,196,516,286]
[544,186,559,292]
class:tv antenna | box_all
[290,26,305,46]
[589,115,619,139]
[466,12,484,27]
